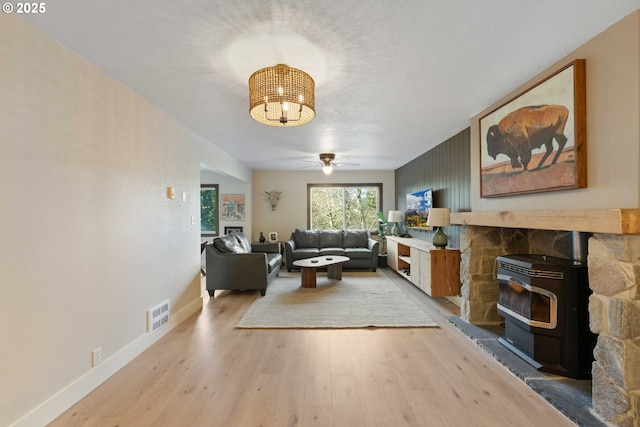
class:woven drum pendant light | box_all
[249,64,315,127]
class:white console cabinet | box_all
[386,236,461,297]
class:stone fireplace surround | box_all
[451,209,640,426]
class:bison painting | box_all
[486,104,569,171]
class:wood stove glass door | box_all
[497,274,558,329]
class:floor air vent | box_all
[147,300,170,334]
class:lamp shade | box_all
[249,64,315,127]
[388,210,403,223]
[427,208,451,227]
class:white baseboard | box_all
[10,296,203,427]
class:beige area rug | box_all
[236,270,438,328]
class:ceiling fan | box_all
[300,153,360,174]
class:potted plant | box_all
[375,212,390,267]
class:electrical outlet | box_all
[92,347,102,367]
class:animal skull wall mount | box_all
[265,191,281,211]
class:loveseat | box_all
[206,232,281,296]
[285,229,379,272]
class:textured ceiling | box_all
[21,1,640,172]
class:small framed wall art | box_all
[221,194,246,221]
[224,226,243,235]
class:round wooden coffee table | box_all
[292,255,350,288]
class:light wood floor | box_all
[49,270,576,427]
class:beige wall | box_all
[0,15,251,426]
[470,11,640,211]
[200,169,252,238]
[252,170,395,242]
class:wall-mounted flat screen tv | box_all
[406,189,432,227]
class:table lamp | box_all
[388,210,403,236]
[427,208,451,248]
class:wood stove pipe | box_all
[572,231,591,263]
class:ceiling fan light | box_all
[323,165,333,174]
[249,64,315,127]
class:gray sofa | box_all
[205,232,281,296]
[285,229,379,272]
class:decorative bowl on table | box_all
[311,259,319,263]
[325,257,333,260]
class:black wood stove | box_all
[496,254,596,379]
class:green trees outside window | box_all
[201,184,219,235]
[308,184,381,231]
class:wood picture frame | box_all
[224,226,243,235]
[479,59,586,197]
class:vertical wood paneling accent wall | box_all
[395,127,471,249]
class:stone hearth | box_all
[454,216,640,426]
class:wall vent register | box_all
[147,299,170,334]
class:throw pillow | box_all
[213,234,245,254]
[234,232,252,253]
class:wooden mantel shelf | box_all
[450,209,640,235]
